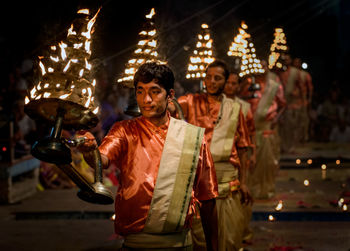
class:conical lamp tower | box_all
[24,8,113,205]
[268,27,288,70]
[116,8,166,117]
[185,23,215,91]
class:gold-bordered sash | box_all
[143,117,205,234]
[254,75,280,146]
[210,95,241,162]
[235,97,250,118]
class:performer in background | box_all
[277,53,303,153]
[224,71,256,246]
[170,60,252,251]
[77,62,219,251]
[241,60,286,199]
[293,57,313,143]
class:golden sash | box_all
[254,75,280,146]
[210,95,241,162]
[210,95,241,197]
[143,117,205,234]
[235,97,250,118]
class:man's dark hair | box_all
[206,59,230,81]
[134,62,174,95]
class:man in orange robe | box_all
[224,71,255,245]
[172,60,252,251]
[293,57,313,143]
[78,62,219,251]
[240,60,286,199]
[277,54,303,153]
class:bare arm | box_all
[199,198,218,251]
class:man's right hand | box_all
[75,131,98,152]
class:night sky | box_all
[1,0,349,98]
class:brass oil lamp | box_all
[24,8,113,205]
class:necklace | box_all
[205,93,224,125]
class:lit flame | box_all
[321,164,327,170]
[85,41,91,54]
[338,198,344,207]
[39,61,46,76]
[43,92,51,98]
[93,107,99,114]
[25,96,30,105]
[50,56,59,62]
[307,159,312,165]
[85,58,91,70]
[268,215,275,221]
[275,200,283,211]
[77,9,89,15]
[201,23,208,29]
[304,179,309,186]
[84,8,101,39]
[336,160,340,165]
[68,24,77,36]
[59,94,70,99]
[110,213,116,221]
[296,159,301,165]
[146,8,155,19]
[343,204,348,211]
[59,42,67,60]
[63,60,72,72]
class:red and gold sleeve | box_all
[245,107,256,148]
[193,137,218,201]
[235,109,251,149]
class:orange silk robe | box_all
[235,97,255,149]
[245,74,286,122]
[177,93,250,169]
[99,114,218,235]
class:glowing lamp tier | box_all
[25,98,98,130]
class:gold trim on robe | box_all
[210,95,241,197]
[210,95,241,162]
[143,117,205,234]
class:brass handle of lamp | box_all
[172,98,185,121]
[64,138,114,205]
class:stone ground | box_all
[1,142,350,251]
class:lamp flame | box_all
[146,8,155,19]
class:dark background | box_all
[1,0,349,100]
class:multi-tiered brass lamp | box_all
[24,8,113,205]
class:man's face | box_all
[136,80,169,118]
[224,73,240,96]
[204,66,226,96]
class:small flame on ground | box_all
[296,159,301,165]
[275,200,283,211]
[321,164,327,170]
[268,215,275,221]
[304,179,309,186]
[307,159,312,165]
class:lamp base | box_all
[31,137,72,165]
[77,182,114,205]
